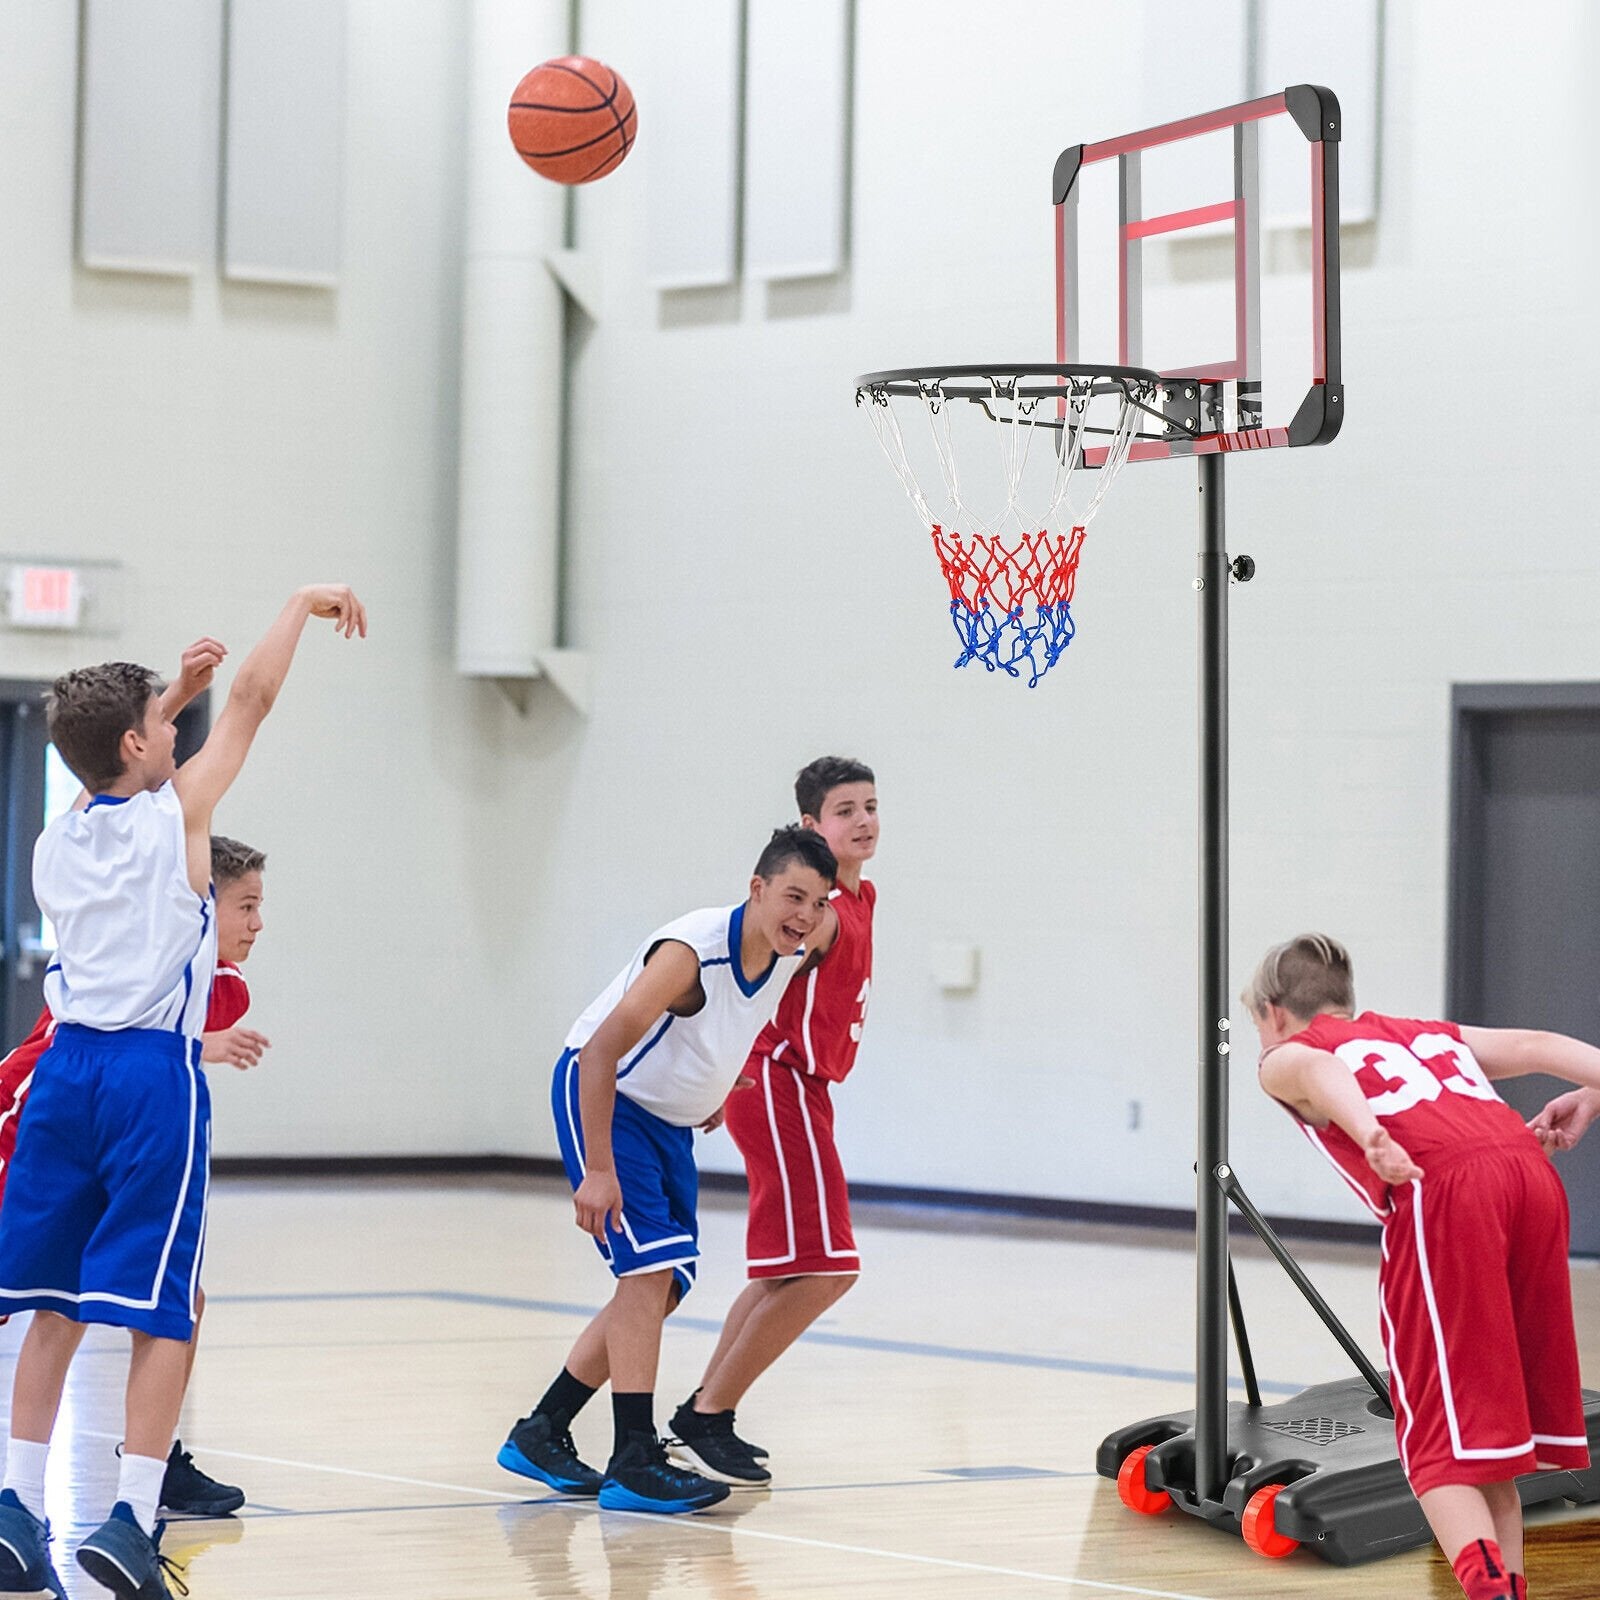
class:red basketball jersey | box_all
[0,1009,55,1193]
[207,963,251,1031]
[750,879,875,1083]
[1272,1011,1536,1218]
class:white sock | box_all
[115,1451,168,1536]
[2,1437,50,1521]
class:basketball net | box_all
[857,371,1154,686]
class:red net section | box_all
[932,524,1087,686]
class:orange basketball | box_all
[507,56,637,185]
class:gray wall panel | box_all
[223,0,346,285]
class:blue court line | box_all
[204,1288,1312,1396]
[214,1470,1108,1523]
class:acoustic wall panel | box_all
[223,0,347,285]
[645,0,742,290]
[1256,0,1381,225]
[744,0,850,280]
[78,0,223,275]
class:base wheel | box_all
[1241,1484,1300,1558]
[1115,1444,1171,1516]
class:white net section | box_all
[855,369,1160,685]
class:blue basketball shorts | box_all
[0,1024,211,1340]
[551,1048,699,1301]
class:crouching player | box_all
[1246,934,1600,1600]
[498,826,836,1514]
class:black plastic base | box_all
[1098,1378,1600,1566]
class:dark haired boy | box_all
[0,833,271,1520]
[1246,934,1600,1600]
[670,757,878,1486]
[497,826,836,1515]
[0,585,365,1600]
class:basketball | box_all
[506,56,637,185]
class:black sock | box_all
[534,1368,597,1430]
[612,1391,655,1456]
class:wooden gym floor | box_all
[2,1175,1597,1598]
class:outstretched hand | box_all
[1363,1127,1423,1184]
[202,1026,271,1071]
[1528,1087,1600,1153]
[299,585,368,639]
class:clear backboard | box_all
[1054,85,1342,463]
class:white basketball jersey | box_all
[35,783,217,1042]
[566,903,806,1128]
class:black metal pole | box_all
[1196,452,1230,1504]
[1226,1258,1263,1409]
[1216,1163,1391,1409]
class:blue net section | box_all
[933,524,1086,688]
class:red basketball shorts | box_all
[723,1057,859,1280]
[1378,1141,1589,1496]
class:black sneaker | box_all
[160,1438,245,1516]
[677,1391,766,1460]
[666,1402,771,1488]
[598,1432,730,1513]
[497,1413,603,1496]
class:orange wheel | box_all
[1115,1444,1171,1516]
[1241,1484,1300,1558]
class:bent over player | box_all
[670,756,878,1486]
[0,585,365,1600]
[1246,934,1599,1600]
[498,826,836,1515]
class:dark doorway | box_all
[1448,683,1600,1255]
[0,681,210,1052]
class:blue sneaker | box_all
[598,1432,730,1514]
[0,1489,65,1599]
[497,1412,603,1496]
[75,1502,181,1599]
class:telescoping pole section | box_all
[1195,452,1230,1504]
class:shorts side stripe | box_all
[747,1060,799,1268]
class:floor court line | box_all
[74,1425,1221,1597]
[204,1287,1311,1393]
[73,1427,528,1503]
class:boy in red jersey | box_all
[1247,934,1600,1600]
[0,833,270,1518]
[669,757,878,1486]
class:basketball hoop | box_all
[856,364,1167,685]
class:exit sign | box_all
[6,566,83,629]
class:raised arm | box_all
[572,942,702,1239]
[173,586,365,877]
[1259,1042,1424,1183]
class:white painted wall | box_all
[2,1,1596,1224]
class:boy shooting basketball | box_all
[0,585,365,1600]
[669,756,878,1486]
[497,826,836,1515]
[0,832,271,1520]
[1246,934,1599,1600]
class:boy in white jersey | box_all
[0,585,365,1600]
[497,826,836,1515]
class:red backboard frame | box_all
[1053,84,1343,462]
